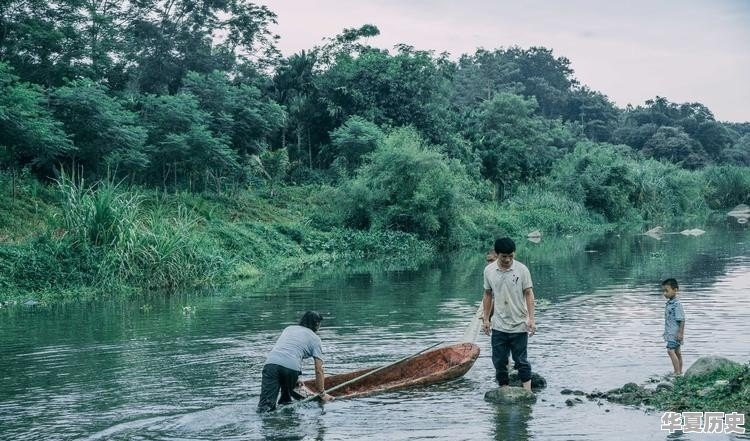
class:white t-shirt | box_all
[264,325,323,372]
[483,260,533,333]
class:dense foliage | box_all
[1,1,749,298]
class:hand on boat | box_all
[321,393,335,402]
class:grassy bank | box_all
[652,363,750,416]
[0,175,438,301]
[0,164,741,302]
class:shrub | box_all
[702,165,750,209]
[341,128,475,246]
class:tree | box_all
[328,116,384,173]
[720,134,750,166]
[138,93,239,190]
[565,87,619,142]
[317,45,454,145]
[0,62,73,175]
[50,80,148,178]
[548,142,639,221]
[183,70,284,157]
[642,126,707,169]
[470,93,563,198]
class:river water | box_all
[1,225,749,440]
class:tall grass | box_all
[702,165,750,209]
[50,175,227,290]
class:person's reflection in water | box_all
[492,403,532,441]
[257,406,327,440]
[258,407,302,440]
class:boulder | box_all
[509,371,547,390]
[684,356,741,378]
[485,386,537,404]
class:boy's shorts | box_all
[666,340,681,350]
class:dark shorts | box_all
[666,340,681,350]
[256,363,303,413]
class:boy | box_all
[661,278,685,376]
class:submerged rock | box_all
[604,383,654,406]
[684,356,742,378]
[509,371,547,390]
[485,386,537,404]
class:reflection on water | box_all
[493,404,531,441]
[0,226,748,440]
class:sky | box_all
[256,0,750,122]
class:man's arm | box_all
[482,288,493,335]
[314,357,334,401]
[677,320,685,342]
[524,287,536,336]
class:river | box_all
[1,224,748,440]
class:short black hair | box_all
[494,237,516,254]
[661,278,679,290]
[299,311,323,331]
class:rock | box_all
[509,371,547,390]
[561,389,573,395]
[604,383,654,406]
[484,387,537,405]
[655,383,673,392]
[684,356,742,378]
[728,204,750,217]
[728,205,750,224]
[572,390,585,396]
[645,226,664,239]
[23,299,39,307]
[680,228,706,236]
[586,389,607,399]
[565,398,575,407]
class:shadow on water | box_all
[492,403,532,441]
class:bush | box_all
[628,159,707,222]
[548,142,639,221]
[702,165,750,209]
[340,128,475,246]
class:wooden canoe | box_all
[301,342,480,399]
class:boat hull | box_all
[301,342,480,399]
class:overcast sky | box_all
[257,0,750,122]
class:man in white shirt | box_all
[482,237,536,392]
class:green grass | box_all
[651,363,750,415]
[0,175,435,301]
[0,169,739,303]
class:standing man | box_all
[257,311,334,412]
[482,237,536,391]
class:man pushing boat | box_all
[257,311,334,412]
